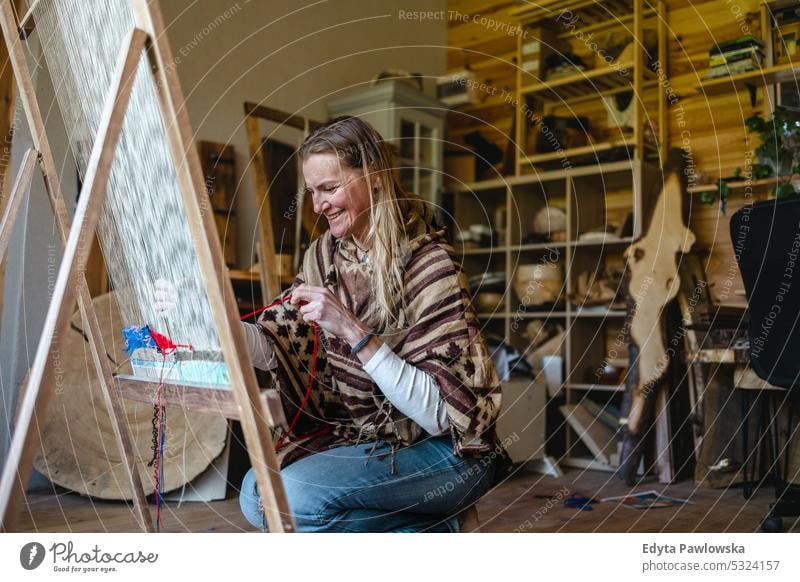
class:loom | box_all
[32,0,227,382]
[0,0,293,533]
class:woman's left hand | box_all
[289,284,369,347]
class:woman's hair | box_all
[299,116,425,330]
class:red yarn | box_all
[241,296,321,451]
[149,329,193,354]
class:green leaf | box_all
[774,183,796,199]
[718,179,731,202]
[745,114,766,133]
[753,164,773,179]
[700,191,716,205]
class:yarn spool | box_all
[29,292,227,500]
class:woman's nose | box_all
[312,193,329,214]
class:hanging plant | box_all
[700,178,732,208]
[745,107,800,198]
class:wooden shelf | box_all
[567,382,626,392]
[463,245,509,255]
[687,175,799,194]
[572,308,627,318]
[512,0,632,26]
[449,159,642,193]
[520,138,636,166]
[554,7,658,39]
[228,269,260,282]
[476,311,510,319]
[572,236,634,247]
[520,61,636,102]
[513,310,569,318]
[477,310,570,319]
[517,241,568,251]
[695,63,800,97]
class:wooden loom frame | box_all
[0,0,294,532]
[243,102,320,303]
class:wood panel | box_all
[665,0,768,307]
[0,0,22,325]
[18,467,796,532]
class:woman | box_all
[238,116,502,532]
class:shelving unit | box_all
[513,0,667,175]
[445,1,519,159]
[452,158,658,470]
[695,0,800,107]
[447,0,666,471]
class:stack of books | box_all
[705,35,764,79]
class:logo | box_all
[20,542,46,570]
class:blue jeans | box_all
[239,436,495,532]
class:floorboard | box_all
[15,468,799,533]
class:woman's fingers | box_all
[290,284,328,304]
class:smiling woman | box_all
[238,116,503,533]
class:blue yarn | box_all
[122,325,158,355]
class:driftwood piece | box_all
[623,168,695,434]
[31,292,228,500]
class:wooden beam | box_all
[115,376,287,428]
[0,0,154,532]
[0,27,146,532]
[0,0,69,234]
[0,0,22,331]
[244,104,322,289]
[560,403,618,466]
[76,287,154,532]
[0,147,35,264]
[17,0,38,38]
[245,114,280,302]
[131,0,294,533]
[244,101,321,132]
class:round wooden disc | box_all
[32,292,228,500]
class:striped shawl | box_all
[257,224,501,468]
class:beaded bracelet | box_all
[350,332,373,355]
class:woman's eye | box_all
[325,185,338,193]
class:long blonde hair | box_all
[299,116,425,330]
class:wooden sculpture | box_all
[623,157,695,434]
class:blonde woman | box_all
[237,116,502,532]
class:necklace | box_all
[352,237,370,263]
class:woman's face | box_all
[303,153,372,243]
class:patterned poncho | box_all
[257,221,502,469]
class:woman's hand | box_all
[289,284,369,347]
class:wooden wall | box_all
[666,0,768,306]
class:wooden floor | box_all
[16,468,799,533]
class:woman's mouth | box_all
[327,210,344,222]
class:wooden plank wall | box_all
[666,0,766,306]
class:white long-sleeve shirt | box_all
[242,322,449,436]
